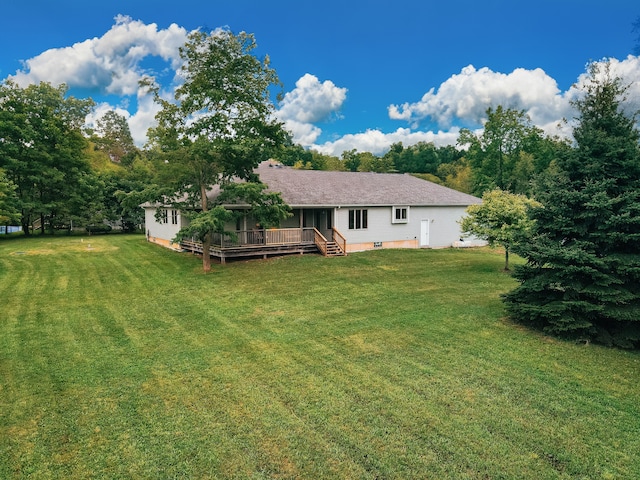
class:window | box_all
[348,209,368,229]
[171,209,178,225]
[160,209,168,224]
[392,206,409,224]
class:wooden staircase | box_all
[314,228,347,257]
[324,241,345,257]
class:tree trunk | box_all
[504,247,510,271]
[200,183,212,273]
[21,211,31,236]
[202,232,212,273]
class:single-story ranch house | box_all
[143,161,483,262]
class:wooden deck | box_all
[180,227,345,264]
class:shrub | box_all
[85,224,112,234]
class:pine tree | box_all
[503,64,640,348]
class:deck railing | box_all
[180,226,346,261]
[209,227,316,248]
[266,227,316,245]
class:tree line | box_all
[0,81,156,235]
[0,77,566,238]
[275,107,570,199]
[1,28,638,348]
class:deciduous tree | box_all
[341,149,361,172]
[0,169,20,227]
[437,158,473,194]
[357,151,393,173]
[143,29,289,272]
[0,81,95,234]
[92,110,138,165]
[460,188,539,271]
[459,106,551,196]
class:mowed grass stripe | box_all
[1,234,639,478]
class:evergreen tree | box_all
[503,65,640,348]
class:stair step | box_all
[324,242,344,256]
[314,239,346,257]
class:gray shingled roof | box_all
[255,162,481,208]
[144,161,482,209]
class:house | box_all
[143,161,482,262]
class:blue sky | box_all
[1,1,639,156]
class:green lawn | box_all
[1,234,638,479]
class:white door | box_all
[420,219,430,247]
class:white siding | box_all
[144,207,183,243]
[143,204,482,253]
[335,205,469,250]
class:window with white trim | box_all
[171,209,178,225]
[160,209,168,224]
[348,209,368,229]
[392,206,409,224]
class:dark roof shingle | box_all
[255,162,480,207]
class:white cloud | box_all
[84,91,166,147]
[10,15,189,96]
[388,64,573,131]
[276,74,347,124]
[312,127,462,157]
[275,73,348,148]
[8,15,190,147]
[294,65,578,156]
[128,93,163,147]
[10,13,640,158]
[281,119,323,147]
[85,102,131,128]
[381,57,640,155]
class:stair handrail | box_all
[332,227,347,255]
[313,228,328,255]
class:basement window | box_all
[392,206,409,224]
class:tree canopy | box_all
[458,106,564,196]
[90,110,138,166]
[0,169,20,226]
[0,81,95,233]
[142,29,289,272]
[503,64,640,348]
[460,188,539,271]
